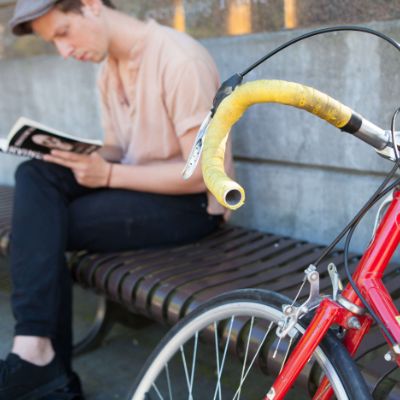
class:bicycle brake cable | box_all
[312,146,400,347]
[315,107,400,266]
[314,107,400,346]
[212,25,400,116]
[293,164,399,346]
[314,160,400,266]
[342,172,400,347]
[337,108,400,346]
[239,25,400,78]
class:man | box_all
[3,0,228,398]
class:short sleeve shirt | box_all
[97,20,233,216]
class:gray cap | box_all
[9,0,58,36]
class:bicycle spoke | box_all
[151,383,165,400]
[232,320,274,400]
[279,335,294,374]
[213,321,222,400]
[236,317,255,400]
[212,316,235,400]
[180,345,194,400]
[134,292,357,400]
[272,335,282,359]
[165,363,173,400]
[189,332,199,396]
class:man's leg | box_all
[2,160,92,399]
[67,188,221,252]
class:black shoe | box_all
[40,371,85,400]
[0,353,69,400]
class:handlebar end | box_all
[205,173,245,210]
[224,187,245,210]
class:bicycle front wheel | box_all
[130,289,371,400]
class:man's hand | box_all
[44,150,112,188]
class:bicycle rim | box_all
[131,289,368,400]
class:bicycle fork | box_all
[265,290,372,400]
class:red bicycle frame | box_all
[265,188,400,400]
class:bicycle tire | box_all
[130,289,372,400]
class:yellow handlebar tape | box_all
[202,80,353,210]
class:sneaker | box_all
[0,353,69,400]
[40,371,85,400]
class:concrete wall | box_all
[1,20,400,254]
[0,57,102,185]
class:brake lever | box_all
[182,73,243,180]
[182,112,212,180]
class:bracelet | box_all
[106,163,113,187]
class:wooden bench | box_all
[0,185,399,398]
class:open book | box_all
[0,117,102,159]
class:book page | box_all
[8,117,102,146]
[8,124,101,156]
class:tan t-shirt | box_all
[97,20,232,216]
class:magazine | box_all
[0,117,102,159]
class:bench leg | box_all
[72,294,154,356]
[73,295,115,356]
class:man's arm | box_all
[109,127,206,194]
[43,126,207,194]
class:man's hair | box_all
[55,0,116,13]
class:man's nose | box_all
[54,40,74,59]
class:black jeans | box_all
[9,160,221,372]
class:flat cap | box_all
[10,0,58,36]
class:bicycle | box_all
[130,31,400,400]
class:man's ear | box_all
[81,0,103,16]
